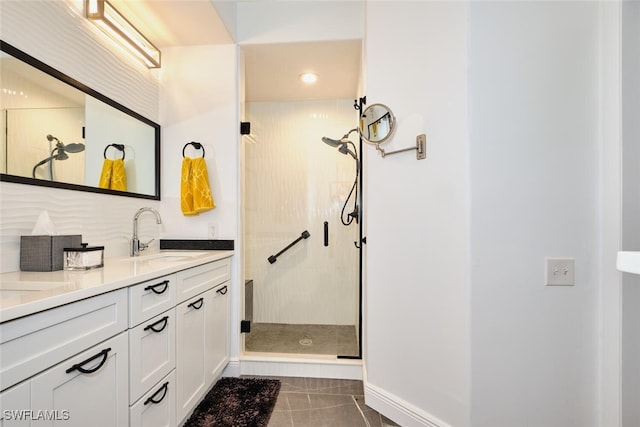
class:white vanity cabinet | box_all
[175,260,230,424]
[128,274,177,426]
[0,254,232,427]
[0,289,129,427]
[0,381,29,426]
[30,332,129,427]
[129,371,176,427]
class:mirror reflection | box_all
[358,103,395,145]
[0,41,160,200]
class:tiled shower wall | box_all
[244,99,359,325]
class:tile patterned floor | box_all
[245,323,359,357]
[257,377,400,427]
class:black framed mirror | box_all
[0,40,160,200]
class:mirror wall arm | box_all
[376,134,426,160]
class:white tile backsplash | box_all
[1,0,160,273]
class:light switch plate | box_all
[545,258,575,286]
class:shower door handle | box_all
[324,222,329,247]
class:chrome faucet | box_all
[131,207,162,257]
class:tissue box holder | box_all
[20,235,82,272]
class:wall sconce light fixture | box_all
[86,0,161,68]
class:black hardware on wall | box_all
[240,122,251,135]
[104,143,125,160]
[324,221,329,247]
[267,230,310,264]
[182,141,205,158]
[241,320,251,333]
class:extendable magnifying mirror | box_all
[358,103,396,146]
[358,103,426,160]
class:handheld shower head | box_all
[320,128,360,227]
[322,136,343,148]
[64,143,86,153]
[338,144,357,160]
[55,149,69,161]
[46,134,85,153]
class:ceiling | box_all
[109,1,361,102]
[242,40,361,102]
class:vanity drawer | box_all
[176,259,230,303]
[129,274,176,327]
[129,370,176,427]
[129,308,176,404]
[0,288,127,392]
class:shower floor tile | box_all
[245,323,359,356]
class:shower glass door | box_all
[243,99,360,357]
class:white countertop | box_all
[0,250,234,323]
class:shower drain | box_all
[299,338,313,346]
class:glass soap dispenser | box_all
[63,243,104,270]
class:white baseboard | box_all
[222,357,241,377]
[363,368,450,427]
[234,353,363,379]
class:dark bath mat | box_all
[183,377,281,427]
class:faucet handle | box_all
[139,238,155,252]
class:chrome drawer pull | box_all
[143,315,169,333]
[144,381,169,405]
[216,286,228,295]
[66,347,111,374]
[188,297,204,310]
[144,280,169,295]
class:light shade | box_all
[86,0,161,68]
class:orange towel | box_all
[98,158,127,191]
[181,157,215,216]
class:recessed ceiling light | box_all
[299,72,318,84]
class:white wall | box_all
[469,3,601,426]
[158,43,241,365]
[0,0,161,272]
[364,2,616,427]
[158,45,238,242]
[363,3,471,427]
[621,1,640,425]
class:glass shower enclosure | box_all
[242,98,360,357]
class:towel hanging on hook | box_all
[180,141,215,215]
[99,143,127,191]
[182,141,205,158]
